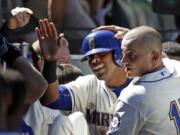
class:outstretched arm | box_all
[36,19,72,110]
[35,19,60,105]
[0,36,47,104]
[11,56,48,104]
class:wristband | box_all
[42,60,57,83]
[1,40,22,66]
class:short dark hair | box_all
[56,64,83,84]
[162,41,180,56]
[0,69,27,116]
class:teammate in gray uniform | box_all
[108,26,180,135]
[36,19,131,135]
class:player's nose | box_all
[91,54,101,64]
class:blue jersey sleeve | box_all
[46,85,72,111]
[20,120,34,135]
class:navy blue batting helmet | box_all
[81,30,123,66]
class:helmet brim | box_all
[81,48,112,61]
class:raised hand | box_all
[8,7,33,29]
[92,25,130,40]
[35,19,59,61]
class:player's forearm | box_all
[40,80,59,105]
[39,59,72,110]
[12,56,48,104]
[1,42,47,104]
[40,59,60,106]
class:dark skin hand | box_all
[35,19,59,61]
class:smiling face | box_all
[88,51,118,80]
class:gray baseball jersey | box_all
[108,58,180,135]
[63,75,130,135]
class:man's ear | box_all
[151,51,160,66]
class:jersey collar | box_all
[137,60,175,83]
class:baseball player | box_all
[0,7,63,135]
[36,19,131,135]
[108,26,180,135]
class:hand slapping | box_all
[35,19,59,61]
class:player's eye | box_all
[126,52,137,61]
[98,52,108,57]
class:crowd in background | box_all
[0,0,179,54]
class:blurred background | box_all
[0,0,179,74]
